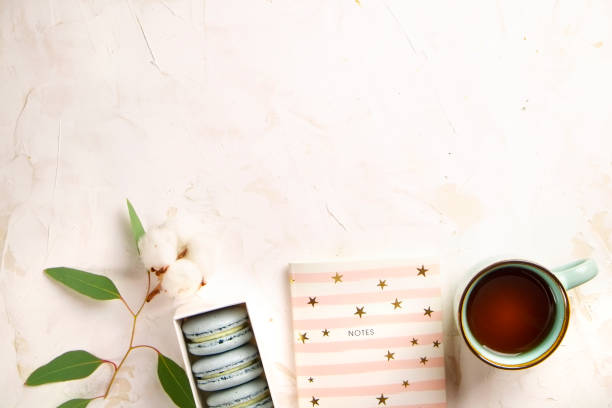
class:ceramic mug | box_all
[454,257,598,369]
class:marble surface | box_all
[1,0,612,407]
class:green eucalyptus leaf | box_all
[157,353,196,408]
[57,398,93,408]
[126,199,145,253]
[25,350,103,386]
[45,267,121,300]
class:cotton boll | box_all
[163,209,204,247]
[161,259,202,299]
[184,235,215,282]
[138,227,178,271]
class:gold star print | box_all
[322,329,330,337]
[307,297,319,308]
[308,377,314,383]
[310,396,320,406]
[331,272,343,283]
[391,298,402,309]
[298,333,309,343]
[376,393,389,405]
[410,337,418,346]
[417,265,428,277]
[433,340,441,348]
[384,350,395,361]
[420,356,429,365]
[402,380,410,388]
[354,306,366,318]
[377,279,388,290]
[424,306,433,317]
[289,277,295,284]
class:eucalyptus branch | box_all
[104,269,155,398]
[26,201,196,408]
[131,344,162,354]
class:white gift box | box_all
[173,285,279,408]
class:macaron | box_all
[182,305,253,355]
[192,344,263,391]
[206,377,273,408]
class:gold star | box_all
[391,298,402,309]
[331,272,343,283]
[417,265,428,277]
[307,297,319,308]
[298,333,309,343]
[322,329,330,337]
[377,279,388,290]
[308,377,314,383]
[424,306,433,317]
[433,340,441,348]
[354,306,366,318]
[410,337,418,346]
[384,350,395,361]
[310,396,320,406]
[420,356,429,365]
[289,278,295,284]
[402,380,410,388]
[376,393,388,405]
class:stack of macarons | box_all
[182,305,273,408]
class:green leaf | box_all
[57,399,93,408]
[25,350,103,386]
[157,353,196,408]
[126,199,145,253]
[45,267,121,300]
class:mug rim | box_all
[457,259,570,370]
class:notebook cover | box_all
[289,259,446,408]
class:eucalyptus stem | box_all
[131,344,161,354]
[103,270,154,399]
[119,296,136,316]
[100,360,118,371]
[135,271,151,315]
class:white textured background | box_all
[1,1,612,407]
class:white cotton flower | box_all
[162,208,203,247]
[161,259,202,299]
[138,208,213,299]
[138,227,179,271]
[184,235,214,282]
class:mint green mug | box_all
[454,258,597,369]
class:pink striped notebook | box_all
[289,259,446,408]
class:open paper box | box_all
[173,288,278,408]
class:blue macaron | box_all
[192,344,263,391]
[206,377,273,408]
[182,305,253,356]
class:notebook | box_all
[289,259,447,407]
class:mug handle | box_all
[551,258,598,290]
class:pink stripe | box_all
[293,311,442,330]
[296,357,445,376]
[291,265,439,284]
[297,378,445,397]
[295,333,443,353]
[292,288,441,308]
